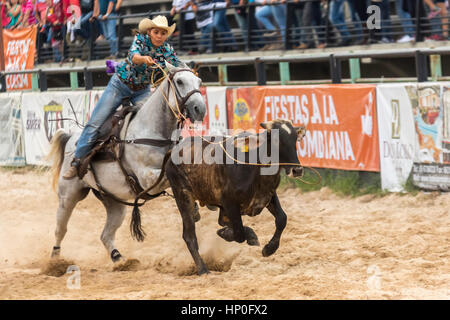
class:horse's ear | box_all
[166,61,176,72]
[178,61,190,69]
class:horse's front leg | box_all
[262,193,287,257]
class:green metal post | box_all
[279,62,290,85]
[430,55,442,81]
[349,58,361,83]
[31,73,39,91]
[218,65,228,85]
[70,72,79,90]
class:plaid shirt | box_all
[116,33,181,87]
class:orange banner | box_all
[3,26,37,91]
[227,85,380,171]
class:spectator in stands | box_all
[295,0,326,49]
[329,0,354,46]
[44,0,64,62]
[170,0,197,54]
[36,0,47,23]
[20,0,38,28]
[291,0,305,49]
[270,0,286,48]
[63,16,183,179]
[75,0,94,45]
[395,0,415,43]
[212,0,238,52]
[5,0,22,29]
[423,0,448,40]
[95,0,118,58]
[192,0,214,54]
[370,0,393,43]
[0,1,11,27]
[254,0,281,50]
[230,0,248,46]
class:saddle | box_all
[77,97,137,180]
[76,97,175,203]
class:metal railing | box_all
[34,0,450,63]
[3,46,450,92]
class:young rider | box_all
[63,15,182,179]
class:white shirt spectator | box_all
[172,0,195,20]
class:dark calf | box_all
[165,119,306,275]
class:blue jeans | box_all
[255,6,276,31]
[199,23,213,52]
[75,11,93,39]
[330,0,351,41]
[271,3,286,38]
[99,13,118,55]
[395,0,414,36]
[213,8,237,49]
[74,74,151,159]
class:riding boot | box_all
[63,158,81,180]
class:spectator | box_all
[95,0,118,58]
[230,0,249,47]
[0,0,11,27]
[295,0,326,49]
[192,0,214,54]
[395,0,415,43]
[170,0,197,54]
[212,0,238,52]
[402,0,429,40]
[423,0,448,40]
[370,0,393,43]
[44,0,64,62]
[20,0,38,28]
[270,0,286,48]
[36,0,47,22]
[329,0,353,46]
[255,0,280,50]
[291,0,305,49]
[75,0,94,45]
[6,0,22,29]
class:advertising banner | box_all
[206,87,228,135]
[21,91,90,165]
[226,85,379,171]
[3,26,37,91]
[377,84,418,191]
[410,82,450,190]
[0,92,25,166]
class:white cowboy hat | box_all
[138,15,176,36]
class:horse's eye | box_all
[177,79,183,85]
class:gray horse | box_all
[47,63,206,263]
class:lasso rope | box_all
[150,62,322,186]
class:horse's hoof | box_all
[111,249,123,263]
[198,267,210,275]
[51,246,61,258]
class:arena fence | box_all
[1,82,450,193]
[2,47,450,92]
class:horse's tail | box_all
[47,129,71,191]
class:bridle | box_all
[152,65,202,128]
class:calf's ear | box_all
[294,126,306,141]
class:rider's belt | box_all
[120,78,148,92]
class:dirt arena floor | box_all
[0,167,449,300]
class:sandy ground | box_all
[0,167,449,300]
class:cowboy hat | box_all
[138,15,176,36]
